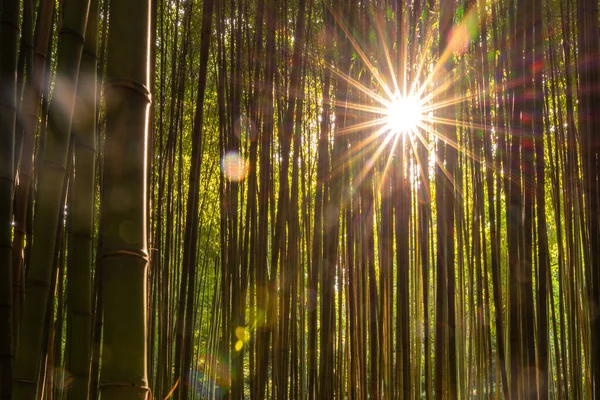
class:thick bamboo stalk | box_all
[0,0,20,398]
[12,1,90,398]
[65,0,99,398]
[98,0,152,399]
[11,0,55,339]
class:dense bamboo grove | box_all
[1,0,600,399]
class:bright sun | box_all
[385,94,424,135]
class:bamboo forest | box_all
[2,0,600,398]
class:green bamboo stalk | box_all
[180,0,214,397]
[577,0,600,393]
[0,0,20,398]
[65,0,99,398]
[98,0,152,398]
[12,0,90,398]
[13,0,34,176]
[12,0,55,341]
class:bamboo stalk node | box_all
[22,108,41,118]
[12,227,26,235]
[43,159,67,173]
[0,101,18,111]
[25,278,50,289]
[82,48,98,60]
[59,27,86,45]
[0,19,20,31]
[104,78,152,104]
[98,382,150,391]
[73,138,96,153]
[102,249,149,262]
[70,309,92,317]
[13,378,35,385]
[70,231,94,240]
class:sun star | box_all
[385,94,424,135]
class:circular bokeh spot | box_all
[221,151,248,182]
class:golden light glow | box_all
[385,94,424,135]
[321,3,491,200]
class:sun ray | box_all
[379,133,402,191]
[330,99,387,115]
[335,117,389,136]
[427,116,490,134]
[419,73,469,106]
[410,33,438,97]
[416,121,521,185]
[422,93,477,113]
[421,6,482,97]
[327,6,396,100]
[337,126,392,166]
[329,125,391,181]
[433,154,464,201]
[328,64,390,106]
[373,10,400,96]
[408,135,432,204]
[417,121,483,166]
[353,131,396,190]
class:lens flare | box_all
[221,151,248,182]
